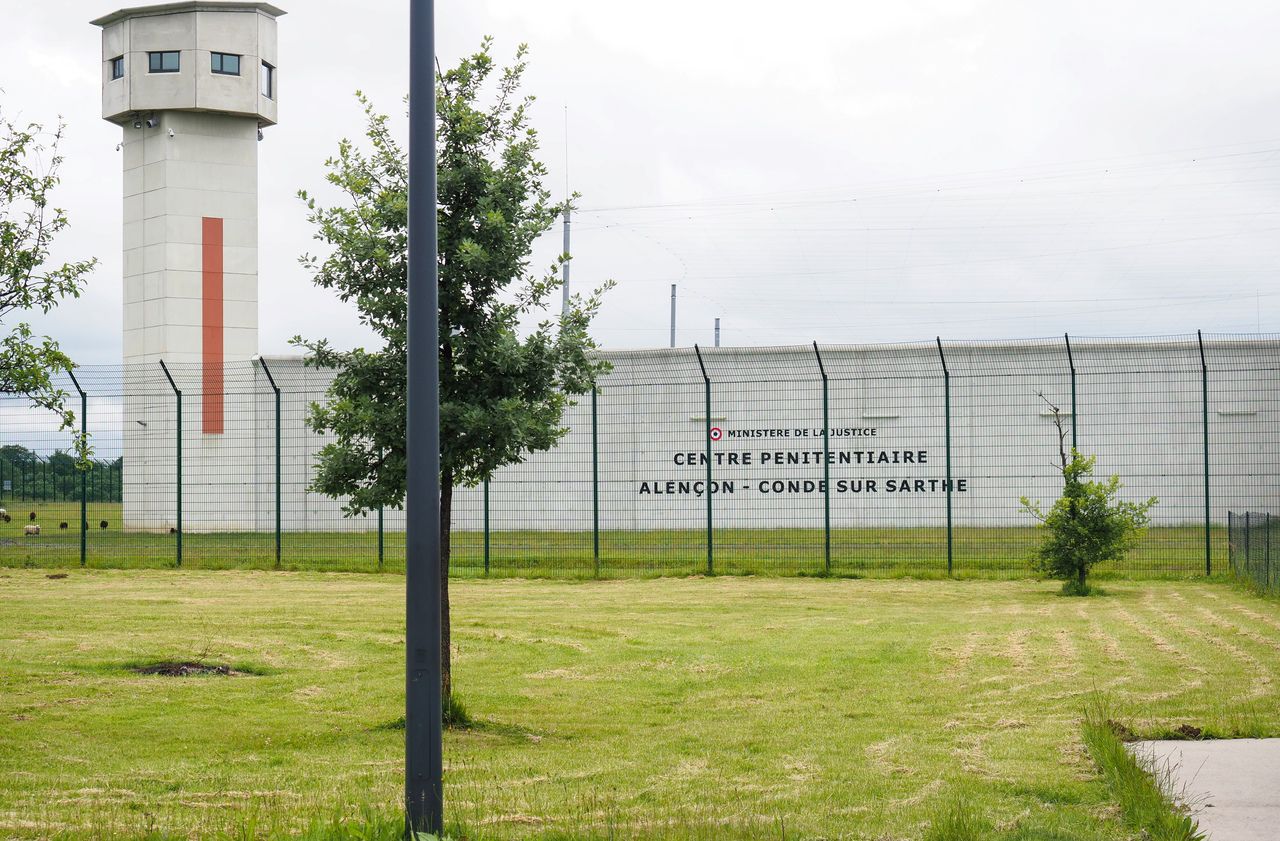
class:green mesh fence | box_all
[1228,511,1279,595]
[2,333,1277,577]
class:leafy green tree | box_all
[1021,396,1157,594]
[1,106,97,459]
[294,40,610,702]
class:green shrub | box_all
[1022,451,1156,594]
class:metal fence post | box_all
[1197,330,1210,575]
[159,360,182,567]
[1228,511,1235,574]
[591,386,600,577]
[813,342,831,574]
[67,369,88,567]
[378,506,385,571]
[1064,333,1077,452]
[1266,512,1272,589]
[483,478,490,576]
[1244,511,1251,576]
[936,338,953,575]
[694,344,713,575]
[258,357,282,568]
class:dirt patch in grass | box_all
[130,661,242,677]
[1106,719,1137,741]
[1115,716,1251,742]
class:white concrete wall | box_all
[118,108,261,532]
[117,340,1280,533]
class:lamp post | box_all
[405,0,443,834]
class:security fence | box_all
[1,333,1277,577]
[1228,511,1278,595]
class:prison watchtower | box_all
[93,2,284,531]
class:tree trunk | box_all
[440,467,453,702]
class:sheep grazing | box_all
[59,522,68,530]
[0,513,10,523]
[24,524,40,537]
[0,507,7,518]
[29,511,37,522]
[99,520,108,530]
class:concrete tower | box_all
[93,2,283,530]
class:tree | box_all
[294,40,611,704]
[1020,395,1157,594]
[1,105,97,459]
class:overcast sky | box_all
[4,0,1280,365]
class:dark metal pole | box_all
[483,479,490,576]
[159,360,182,567]
[68,369,87,567]
[1245,511,1251,575]
[1229,510,1235,574]
[258,358,283,568]
[694,344,713,575]
[1198,330,1210,575]
[814,342,831,574]
[378,506,385,570]
[591,386,600,576]
[405,0,443,832]
[670,284,677,348]
[937,338,953,576]
[1064,333,1077,452]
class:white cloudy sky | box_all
[3,0,1280,365]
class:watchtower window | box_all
[260,61,275,99]
[211,52,241,76]
[148,51,180,73]
[110,56,124,80]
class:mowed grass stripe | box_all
[1138,591,1274,704]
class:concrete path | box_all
[1129,739,1280,841]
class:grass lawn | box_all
[1,500,1225,577]
[2,571,1278,840]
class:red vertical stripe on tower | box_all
[202,216,225,434]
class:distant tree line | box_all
[0,445,122,504]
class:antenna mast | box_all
[561,106,571,319]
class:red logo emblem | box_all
[710,427,723,441]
